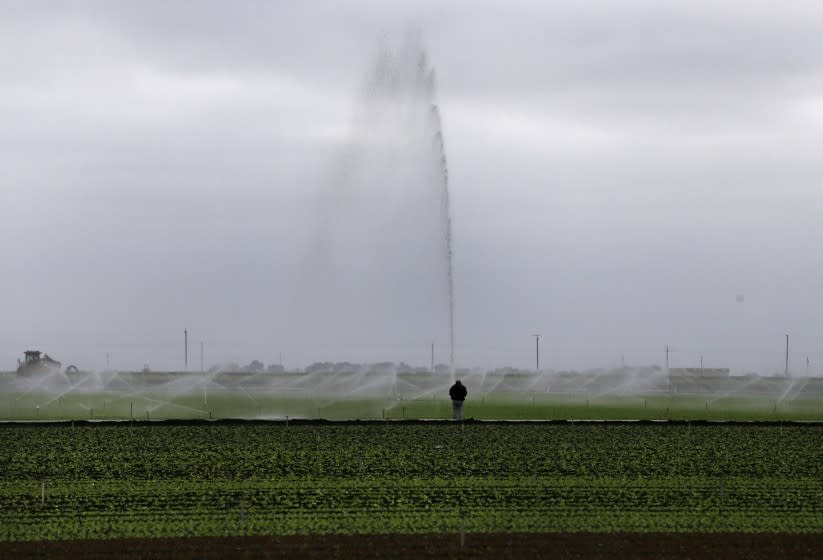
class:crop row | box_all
[2,423,823,540]
[2,424,822,480]
[3,480,823,517]
[5,506,823,541]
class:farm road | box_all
[3,533,823,559]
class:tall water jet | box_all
[308,35,456,375]
[430,105,456,378]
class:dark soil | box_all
[3,533,823,560]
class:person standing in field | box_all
[449,380,467,420]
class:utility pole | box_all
[784,334,789,377]
[806,355,810,375]
[700,355,703,371]
[665,345,671,369]
[184,329,188,371]
[532,334,541,370]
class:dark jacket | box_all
[449,381,467,402]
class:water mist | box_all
[311,35,456,374]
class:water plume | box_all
[308,34,455,374]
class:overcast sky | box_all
[2,1,823,373]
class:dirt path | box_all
[3,533,823,559]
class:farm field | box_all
[2,421,823,555]
[2,391,822,422]
[3,369,823,423]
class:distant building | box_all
[668,368,730,378]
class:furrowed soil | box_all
[3,533,823,559]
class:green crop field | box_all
[2,421,823,542]
[2,391,822,422]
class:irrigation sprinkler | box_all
[785,334,789,377]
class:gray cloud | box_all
[2,1,823,373]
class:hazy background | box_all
[2,0,823,374]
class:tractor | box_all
[16,350,63,375]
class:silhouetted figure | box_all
[449,380,467,420]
